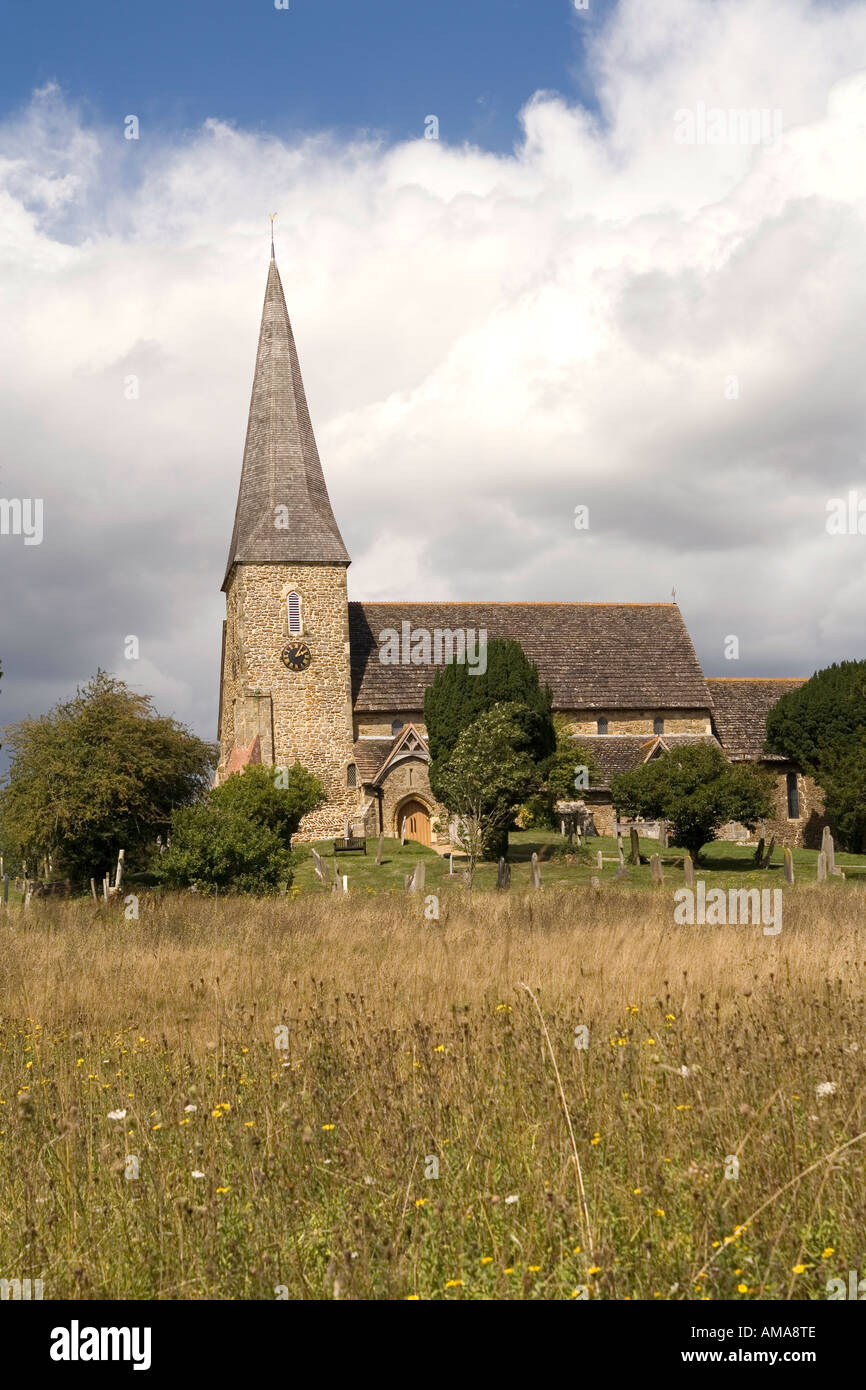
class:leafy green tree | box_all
[0,672,215,886]
[765,662,866,772]
[155,762,324,894]
[810,734,866,854]
[522,720,601,828]
[424,637,555,766]
[432,704,540,872]
[611,743,774,863]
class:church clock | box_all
[280,640,312,673]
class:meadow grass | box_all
[1,884,865,1300]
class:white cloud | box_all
[3,0,866,747]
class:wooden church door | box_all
[399,800,432,847]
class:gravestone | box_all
[817,850,827,883]
[590,876,600,892]
[660,824,669,850]
[375,834,384,866]
[762,836,776,869]
[497,858,511,890]
[650,854,664,886]
[683,853,694,886]
[407,861,425,894]
[629,828,640,866]
[596,850,603,870]
[530,853,542,890]
[753,837,765,867]
[614,865,631,883]
[783,848,794,885]
[822,826,837,875]
[617,844,625,867]
[311,848,327,884]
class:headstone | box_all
[753,837,765,867]
[614,865,631,882]
[629,827,640,866]
[616,832,624,855]
[530,853,542,889]
[90,878,97,901]
[660,824,669,850]
[683,853,694,886]
[817,851,827,883]
[497,858,511,889]
[596,850,603,870]
[342,875,348,894]
[650,854,664,886]
[2,875,8,905]
[311,848,327,884]
[375,834,384,866]
[114,849,125,891]
[822,826,836,875]
[407,862,424,893]
[783,848,794,885]
[617,844,625,867]
[762,836,776,869]
[590,876,600,892]
[448,853,454,876]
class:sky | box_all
[2,0,866,753]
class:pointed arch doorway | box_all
[398,798,432,847]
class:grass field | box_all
[1,881,865,1300]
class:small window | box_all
[597,717,608,735]
[653,717,664,735]
[287,592,302,635]
[391,720,404,735]
[786,771,800,819]
[347,763,357,789]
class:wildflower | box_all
[632,1188,642,1195]
[184,1104,197,1113]
[211,1109,223,1118]
[821,1248,835,1259]
[503,1267,515,1274]
[244,1120,254,1128]
[504,1194,519,1205]
[528,1265,541,1273]
[816,1082,837,1098]
[626,1004,639,1014]
[655,1209,665,1218]
[792,1264,811,1274]
[675,1104,691,1111]
[406,1294,420,1301]
[433,1045,445,1053]
[590,1133,601,1146]
[152,1123,162,1131]
[644,1038,656,1046]
[216,1186,230,1194]
[712,1241,721,1249]
[495,1004,511,1012]
[587,1265,601,1276]
[107,1110,127,1121]
[572,1246,581,1255]
[480,1257,493,1265]
[191,1171,205,1179]
[415,1198,427,1207]
[322,1123,335,1131]
[665,1014,676,1022]
[444,1279,463,1288]
[737,1283,749,1294]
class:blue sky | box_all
[0,0,610,153]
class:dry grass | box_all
[1,886,865,1300]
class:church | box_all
[216,250,825,850]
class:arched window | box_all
[597,716,608,735]
[347,763,357,789]
[287,592,302,635]
[786,771,800,819]
[653,717,664,735]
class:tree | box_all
[432,704,539,875]
[0,672,215,886]
[521,720,601,829]
[424,638,555,766]
[611,743,774,862]
[765,661,866,772]
[810,734,866,854]
[155,762,324,894]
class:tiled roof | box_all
[573,733,720,788]
[707,678,807,760]
[348,602,712,712]
[223,254,349,588]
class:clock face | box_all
[280,640,312,673]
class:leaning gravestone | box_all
[817,851,827,883]
[762,836,776,869]
[783,848,795,885]
[629,827,640,866]
[530,853,542,890]
[683,853,694,886]
[375,834,385,866]
[407,861,425,894]
[753,837,765,867]
[650,854,664,886]
[311,848,326,885]
[497,858,511,890]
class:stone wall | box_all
[718,764,827,849]
[218,562,360,839]
[563,709,712,736]
[355,712,426,738]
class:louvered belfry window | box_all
[287,592,302,635]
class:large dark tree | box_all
[764,661,866,772]
[0,672,215,886]
[611,743,774,863]
[424,637,555,765]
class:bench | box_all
[333,837,367,855]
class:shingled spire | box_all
[222,251,349,588]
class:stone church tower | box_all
[217,247,357,837]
